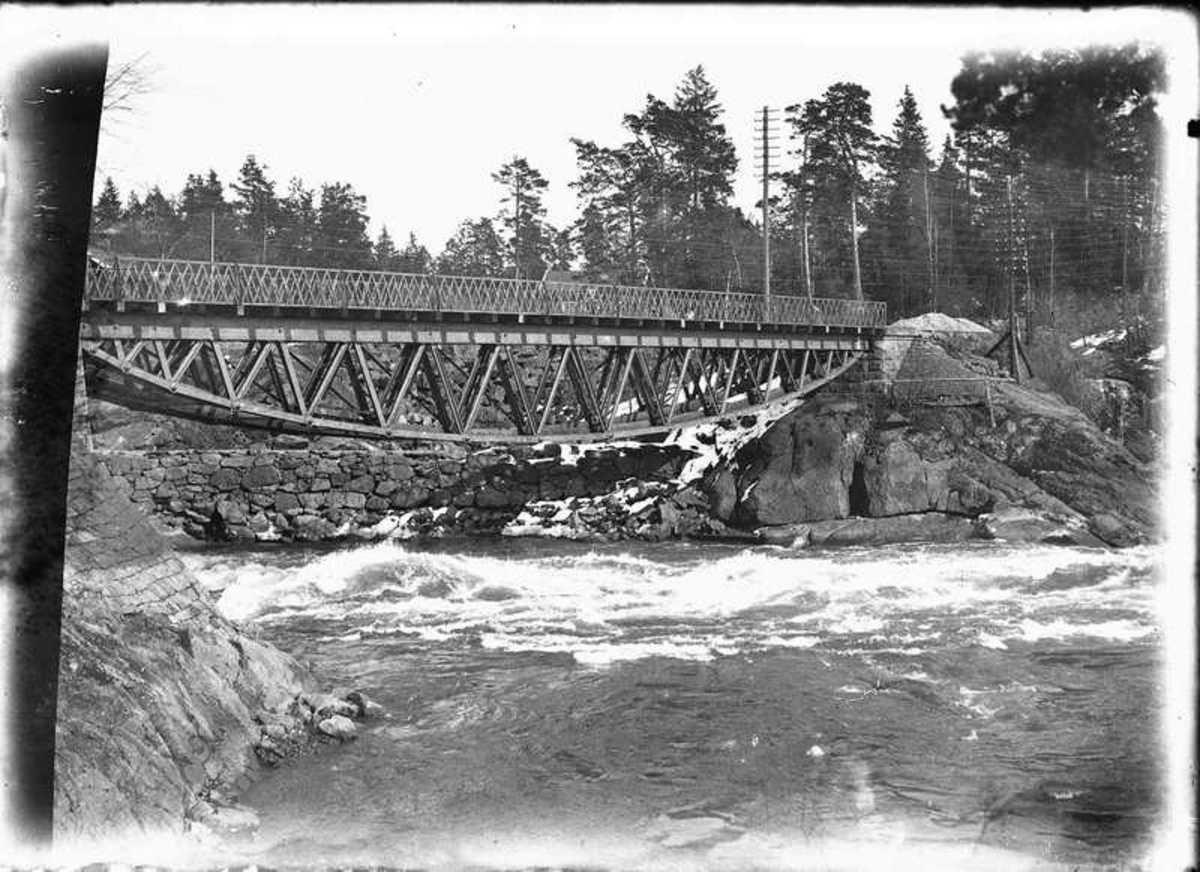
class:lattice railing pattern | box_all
[85,258,888,329]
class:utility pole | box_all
[210,209,216,299]
[1121,175,1129,295]
[923,167,934,311]
[1048,225,1056,327]
[514,178,522,281]
[1006,175,1021,383]
[754,106,779,303]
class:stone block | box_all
[242,465,282,489]
[346,474,375,493]
[211,468,241,491]
[274,492,300,512]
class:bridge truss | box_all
[80,258,883,443]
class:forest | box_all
[90,44,1165,335]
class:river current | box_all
[184,538,1163,870]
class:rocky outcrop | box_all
[731,396,870,526]
[55,444,318,842]
[705,342,1156,548]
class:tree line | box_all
[93,46,1165,323]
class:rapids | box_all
[184,538,1164,870]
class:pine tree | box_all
[398,232,431,274]
[316,182,371,268]
[570,139,644,283]
[866,86,933,313]
[374,225,400,270]
[138,185,183,258]
[277,178,317,265]
[617,67,739,289]
[436,218,506,277]
[231,155,279,262]
[671,66,738,213]
[787,82,877,300]
[492,156,551,279]
[92,176,123,240]
[175,170,232,260]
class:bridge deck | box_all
[84,257,888,332]
[81,257,884,442]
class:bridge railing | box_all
[84,257,888,329]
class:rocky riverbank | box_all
[55,440,384,847]
[506,338,1156,549]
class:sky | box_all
[0,4,1193,254]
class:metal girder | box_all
[82,328,870,443]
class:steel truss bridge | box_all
[80,257,887,443]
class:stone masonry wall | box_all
[96,443,691,541]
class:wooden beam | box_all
[383,344,425,426]
[211,340,238,400]
[352,343,386,426]
[607,348,636,431]
[667,348,693,423]
[305,342,349,412]
[171,341,205,388]
[234,342,274,400]
[262,347,290,407]
[566,346,605,432]
[422,346,464,432]
[153,340,174,381]
[630,349,665,426]
[719,348,740,414]
[462,345,500,433]
[538,347,572,435]
[693,349,720,415]
[764,349,779,402]
[499,345,536,435]
[277,342,308,416]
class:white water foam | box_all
[199,541,1160,664]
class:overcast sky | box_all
[1,4,1194,253]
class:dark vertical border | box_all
[0,44,107,847]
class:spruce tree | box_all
[92,177,123,240]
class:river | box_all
[184,537,1163,870]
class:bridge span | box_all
[80,257,887,443]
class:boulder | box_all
[346,690,385,719]
[317,714,357,741]
[303,692,358,720]
[757,524,811,547]
[861,439,938,515]
[806,514,980,547]
[976,507,1105,547]
[733,398,870,526]
[214,498,247,525]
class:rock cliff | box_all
[55,442,316,843]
